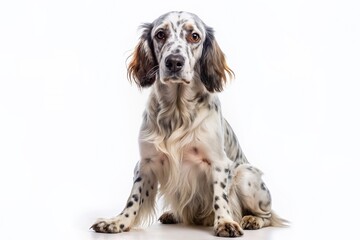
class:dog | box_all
[91,11,287,237]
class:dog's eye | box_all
[187,33,201,43]
[156,31,166,40]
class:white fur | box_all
[91,11,288,237]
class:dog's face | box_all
[128,11,234,92]
[151,12,205,85]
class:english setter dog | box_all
[91,11,287,237]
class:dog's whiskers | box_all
[146,65,159,79]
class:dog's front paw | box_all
[90,218,130,233]
[240,215,264,230]
[214,219,244,237]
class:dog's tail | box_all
[270,211,290,227]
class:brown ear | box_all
[200,27,234,92]
[127,23,157,88]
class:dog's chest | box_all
[181,144,212,169]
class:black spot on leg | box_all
[215,196,219,201]
[261,182,267,191]
[220,182,226,189]
[126,201,133,208]
[214,103,219,112]
[145,158,151,163]
[248,182,252,187]
[215,167,221,172]
[125,214,129,218]
[222,193,229,203]
[134,211,137,215]
[134,177,142,183]
[224,168,229,173]
[132,194,139,202]
[214,204,219,210]
[146,190,149,197]
[120,224,125,229]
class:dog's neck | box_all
[155,81,197,110]
[150,79,209,135]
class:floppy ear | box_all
[127,23,158,88]
[200,27,234,92]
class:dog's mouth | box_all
[160,55,192,85]
[163,76,190,84]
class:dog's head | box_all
[127,11,234,92]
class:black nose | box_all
[165,54,185,73]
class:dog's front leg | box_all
[91,161,158,233]
[213,160,244,237]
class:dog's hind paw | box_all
[240,215,265,230]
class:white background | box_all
[1,0,359,239]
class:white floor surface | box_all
[1,1,360,240]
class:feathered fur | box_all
[91,11,288,237]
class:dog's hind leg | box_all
[229,164,288,230]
